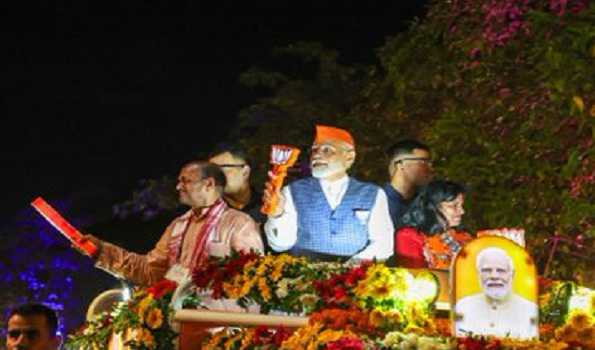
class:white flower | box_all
[275,278,290,298]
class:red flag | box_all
[31,197,98,257]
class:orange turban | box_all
[314,125,355,147]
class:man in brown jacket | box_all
[84,161,264,287]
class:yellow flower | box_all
[225,275,254,298]
[403,324,424,335]
[224,332,241,350]
[317,329,347,343]
[271,260,285,281]
[573,96,585,112]
[369,282,392,299]
[137,295,154,320]
[128,327,155,349]
[354,280,368,297]
[369,310,386,327]
[132,289,147,299]
[240,329,256,349]
[204,329,231,349]
[280,323,323,350]
[243,260,257,275]
[256,262,268,276]
[384,310,403,324]
[239,277,254,297]
[405,302,432,327]
[145,308,163,329]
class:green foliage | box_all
[233,0,594,281]
[540,281,575,326]
[413,0,595,280]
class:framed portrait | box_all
[452,236,539,339]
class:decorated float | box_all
[65,231,595,350]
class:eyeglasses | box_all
[217,164,246,168]
[394,157,433,165]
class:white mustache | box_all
[487,282,505,287]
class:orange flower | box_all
[568,310,592,330]
[577,326,595,344]
[555,324,576,342]
[137,295,154,321]
[258,277,272,301]
[145,308,163,329]
[368,310,385,328]
[539,323,555,339]
[433,318,452,337]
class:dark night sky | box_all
[1,1,429,219]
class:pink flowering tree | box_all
[236,0,594,280]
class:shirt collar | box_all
[319,175,349,190]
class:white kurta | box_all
[455,293,539,339]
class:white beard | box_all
[484,283,512,301]
[311,161,344,179]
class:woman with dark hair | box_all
[394,180,472,269]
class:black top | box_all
[382,182,411,228]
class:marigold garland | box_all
[424,230,472,269]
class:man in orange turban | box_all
[263,124,393,262]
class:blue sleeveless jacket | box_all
[289,177,379,258]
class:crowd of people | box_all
[5,124,474,345]
[81,124,470,285]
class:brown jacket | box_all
[96,207,263,287]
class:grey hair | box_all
[475,247,514,273]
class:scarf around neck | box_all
[168,198,228,269]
